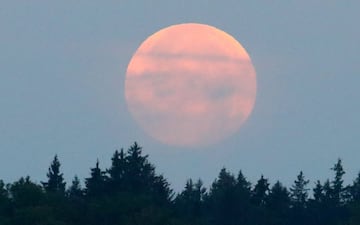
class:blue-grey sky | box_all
[1,1,359,191]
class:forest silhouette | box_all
[0,142,359,225]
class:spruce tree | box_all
[85,160,107,197]
[235,171,252,225]
[289,172,310,225]
[42,155,66,193]
[347,173,360,225]
[0,180,7,199]
[236,170,251,193]
[107,149,127,192]
[175,179,205,222]
[194,179,207,200]
[328,159,351,225]
[207,168,238,225]
[252,175,270,207]
[331,158,345,205]
[308,180,325,225]
[313,180,324,203]
[350,172,360,202]
[268,181,290,208]
[126,142,155,192]
[290,171,309,208]
[10,176,44,208]
[0,180,10,219]
[151,174,173,204]
[68,175,83,198]
[318,179,341,225]
[210,168,237,193]
[323,179,332,203]
[267,181,290,225]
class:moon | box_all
[125,23,256,147]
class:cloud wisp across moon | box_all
[125,23,257,147]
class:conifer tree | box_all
[42,155,66,193]
[323,179,332,203]
[236,170,251,193]
[234,171,252,225]
[0,180,10,219]
[0,180,7,199]
[313,180,324,203]
[68,175,83,198]
[290,171,309,208]
[175,179,206,222]
[210,168,237,193]
[350,172,360,202]
[252,175,270,207]
[194,179,207,202]
[248,175,270,225]
[308,180,325,225]
[126,142,155,192]
[107,149,127,192]
[85,160,107,197]
[207,168,238,225]
[347,173,360,225]
[151,174,173,203]
[10,176,44,207]
[317,179,341,225]
[208,168,237,206]
[268,181,290,208]
[267,181,290,225]
[175,179,195,220]
[331,158,345,205]
[289,172,310,225]
[327,159,351,225]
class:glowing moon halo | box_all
[125,23,256,147]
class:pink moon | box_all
[125,23,257,147]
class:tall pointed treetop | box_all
[42,155,66,193]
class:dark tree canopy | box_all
[331,158,346,205]
[290,171,309,208]
[0,143,359,225]
[85,160,107,197]
[350,172,360,202]
[252,175,270,207]
[67,175,83,198]
[41,155,66,193]
[107,149,126,192]
[266,181,291,225]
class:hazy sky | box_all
[1,1,359,191]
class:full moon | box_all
[125,23,257,147]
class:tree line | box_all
[0,142,359,225]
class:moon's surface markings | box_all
[125,23,257,147]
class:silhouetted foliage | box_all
[67,176,83,198]
[0,143,359,225]
[125,142,156,193]
[0,180,11,223]
[290,171,309,208]
[331,159,346,205]
[252,175,269,207]
[266,181,290,225]
[350,172,360,202]
[85,160,107,197]
[289,171,310,225]
[206,168,238,225]
[41,155,66,194]
[175,179,206,225]
[107,149,126,192]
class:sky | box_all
[1,1,359,192]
